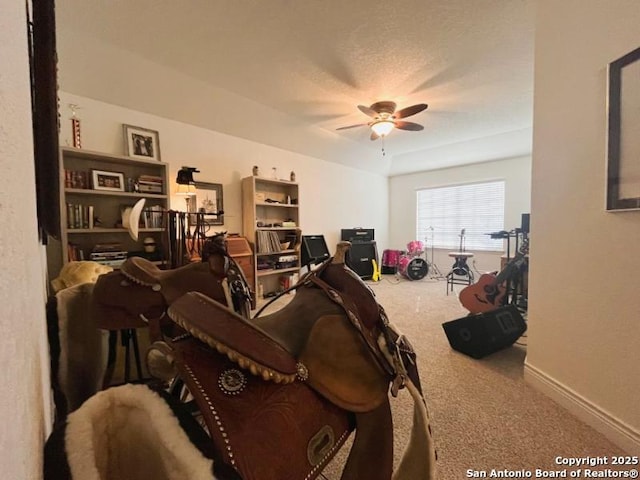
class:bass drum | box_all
[398,256,429,280]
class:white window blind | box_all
[416,181,505,251]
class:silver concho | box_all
[296,362,309,381]
[218,369,247,395]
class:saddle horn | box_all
[332,241,351,265]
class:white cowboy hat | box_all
[122,198,146,241]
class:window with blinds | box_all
[416,180,505,251]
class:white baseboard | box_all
[524,362,640,455]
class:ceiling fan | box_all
[336,101,428,140]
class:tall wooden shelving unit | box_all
[50,147,169,277]
[242,176,300,299]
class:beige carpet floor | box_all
[262,275,629,479]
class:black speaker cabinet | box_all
[442,305,526,359]
[345,241,378,280]
[341,228,375,243]
[521,213,530,234]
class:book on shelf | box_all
[64,169,89,189]
[90,244,127,268]
[88,206,94,229]
[89,251,128,261]
[92,242,124,252]
[137,175,164,193]
[257,257,275,270]
[256,230,284,254]
[137,184,163,194]
[138,174,163,183]
[142,205,164,229]
[66,203,94,229]
[279,272,299,291]
[67,243,85,261]
[276,254,298,269]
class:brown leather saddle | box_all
[157,242,436,480]
[90,245,252,332]
[45,242,435,479]
[89,238,253,388]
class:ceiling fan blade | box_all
[370,131,380,141]
[357,105,379,118]
[394,103,428,119]
[336,123,367,130]
[395,121,424,131]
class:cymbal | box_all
[486,230,510,239]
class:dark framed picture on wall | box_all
[123,124,161,161]
[606,46,640,211]
[188,181,224,226]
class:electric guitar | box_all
[451,229,469,275]
[458,240,529,314]
[371,259,381,282]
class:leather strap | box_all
[340,399,394,480]
[224,256,252,319]
[378,306,423,397]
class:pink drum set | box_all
[382,240,429,281]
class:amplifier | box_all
[345,241,378,280]
[341,228,374,243]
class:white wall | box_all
[0,3,51,478]
[526,0,640,454]
[388,155,531,273]
[58,92,389,256]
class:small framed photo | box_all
[123,124,161,161]
[92,169,125,192]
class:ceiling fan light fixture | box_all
[371,120,395,137]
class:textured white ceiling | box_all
[55,0,534,176]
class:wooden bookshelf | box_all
[242,176,300,299]
[53,147,169,273]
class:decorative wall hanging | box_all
[123,124,161,161]
[606,46,640,211]
[188,181,224,226]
